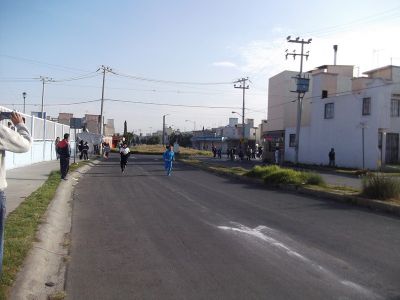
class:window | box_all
[324,103,334,119]
[362,97,371,115]
[322,90,328,99]
[289,134,296,147]
[391,94,400,117]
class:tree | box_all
[123,120,127,137]
[145,136,160,145]
[169,132,193,147]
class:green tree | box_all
[146,136,160,145]
[123,120,127,137]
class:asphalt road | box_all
[66,154,400,300]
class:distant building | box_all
[58,113,73,125]
[264,70,313,161]
[104,119,115,136]
[84,114,101,134]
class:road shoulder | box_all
[9,160,99,300]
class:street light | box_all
[22,92,27,114]
[185,119,196,131]
[162,114,169,145]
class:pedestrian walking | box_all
[0,111,31,275]
[57,133,71,180]
[163,144,175,176]
[55,137,60,160]
[103,142,110,159]
[217,148,222,159]
[120,143,130,173]
[329,148,336,167]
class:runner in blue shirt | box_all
[162,144,175,176]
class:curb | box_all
[180,160,400,218]
[9,160,100,300]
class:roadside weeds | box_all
[180,158,400,217]
[0,160,90,299]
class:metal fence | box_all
[0,106,82,170]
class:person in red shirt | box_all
[57,133,71,180]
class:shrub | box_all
[362,174,400,200]
[302,172,325,186]
[245,165,280,178]
[263,168,303,185]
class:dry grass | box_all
[132,145,212,157]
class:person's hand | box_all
[11,112,23,126]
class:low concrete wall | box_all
[5,140,78,170]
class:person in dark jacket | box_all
[82,142,89,160]
[329,148,335,167]
[57,133,71,180]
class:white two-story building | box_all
[284,65,400,169]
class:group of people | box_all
[225,145,263,161]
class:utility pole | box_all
[285,36,312,164]
[39,76,53,119]
[98,65,112,135]
[163,114,169,145]
[234,77,249,145]
[22,92,27,114]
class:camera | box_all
[0,111,13,120]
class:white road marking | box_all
[218,222,382,299]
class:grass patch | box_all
[245,165,325,186]
[0,160,89,299]
[362,173,400,200]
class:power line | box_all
[302,6,400,37]
[110,70,235,86]
[104,98,243,110]
[0,54,92,73]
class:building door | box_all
[386,133,399,164]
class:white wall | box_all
[0,106,81,170]
[287,78,396,169]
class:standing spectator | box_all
[217,148,222,159]
[258,146,263,159]
[274,147,280,164]
[231,147,236,161]
[163,144,175,176]
[329,148,336,167]
[57,133,71,180]
[246,146,252,161]
[226,148,230,159]
[55,137,60,160]
[82,142,89,160]
[238,148,244,161]
[78,140,84,160]
[0,111,31,275]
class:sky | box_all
[1,0,400,134]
